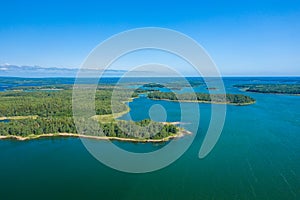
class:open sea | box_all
[0,77,299,200]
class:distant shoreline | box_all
[0,128,192,143]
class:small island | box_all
[234,84,300,95]
[148,91,256,105]
[140,80,204,90]
[206,87,218,90]
[143,83,165,88]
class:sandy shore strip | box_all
[0,115,39,120]
[0,128,192,143]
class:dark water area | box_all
[0,77,299,200]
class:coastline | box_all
[0,128,192,143]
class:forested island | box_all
[234,84,300,95]
[136,80,204,90]
[148,91,255,105]
[143,83,165,88]
[0,88,185,142]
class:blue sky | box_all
[0,0,299,76]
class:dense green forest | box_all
[0,88,179,140]
[0,117,178,139]
[148,91,255,105]
[0,89,134,117]
[234,84,300,94]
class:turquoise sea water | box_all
[0,77,299,199]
